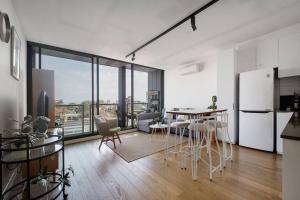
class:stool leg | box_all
[116,132,122,144]
[199,130,206,160]
[179,128,184,152]
[99,136,105,150]
[221,127,226,168]
[164,114,172,162]
[192,145,198,180]
[174,127,178,152]
[208,132,213,181]
[112,134,116,149]
[214,131,223,172]
[226,126,233,161]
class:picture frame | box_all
[11,26,21,80]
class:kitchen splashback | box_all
[279,76,300,96]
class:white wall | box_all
[164,55,217,110]
[0,0,26,189]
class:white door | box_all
[240,68,274,111]
[239,111,274,151]
[217,49,237,144]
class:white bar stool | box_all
[181,116,223,181]
[216,111,233,168]
[169,121,190,154]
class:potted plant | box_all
[30,165,74,199]
[208,96,217,110]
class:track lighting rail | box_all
[125,0,219,60]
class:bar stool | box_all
[170,121,190,154]
[181,121,207,180]
[203,117,223,180]
[216,111,233,168]
[181,116,222,181]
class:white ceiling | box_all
[12,0,300,69]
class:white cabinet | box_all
[236,38,278,72]
[236,44,258,73]
[217,48,238,144]
[283,139,300,200]
[257,38,278,69]
[236,31,300,71]
[277,112,294,154]
[279,33,300,69]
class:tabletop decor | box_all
[208,95,217,110]
[153,115,163,125]
[5,115,50,148]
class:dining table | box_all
[164,108,227,180]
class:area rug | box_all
[106,132,187,162]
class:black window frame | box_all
[27,41,164,140]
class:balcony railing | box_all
[55,102,148,137]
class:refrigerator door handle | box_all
[240,110,272,113]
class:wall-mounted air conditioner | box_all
[179,62,205,76]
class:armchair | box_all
[94,116,121,149]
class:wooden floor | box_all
[64,134,282,200]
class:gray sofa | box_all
[137,110,191,136]
[136,112,161,133]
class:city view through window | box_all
[42,53,151,137]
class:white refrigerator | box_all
[239,68,275,152]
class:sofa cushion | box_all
[139,119,154,126]
[137,112,160,121]
[109,127,121,133]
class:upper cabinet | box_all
[236,27,300,72]
[257,38,278,69]
[236,44,258,73]
[279,33,300,69]
[236,37,278,73]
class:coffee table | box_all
[149,123,168,137]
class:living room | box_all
[1,0,300,199]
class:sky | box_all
[42,55,148,104]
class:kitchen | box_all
[216,23,300,200]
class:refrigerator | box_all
[239,68,275,152]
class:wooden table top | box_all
[166,108,227,115]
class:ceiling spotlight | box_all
[191,15,197,31]
[131,52,135,61]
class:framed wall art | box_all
[11,26,21,80]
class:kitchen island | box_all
[281,112,300,200]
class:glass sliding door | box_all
[133,65,149,127]
[126,67,133,128]
[28,42,164,140]
[41,49,92,137]
[97,64,119,119]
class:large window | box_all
[134,70,148,103]
[41,49,92,136]
[27,43,164,139]
[98,65,119,118]
[132,67,149,127]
